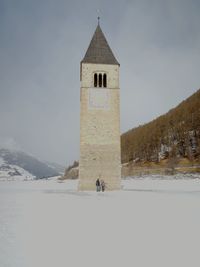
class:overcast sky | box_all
[0,0,200,166]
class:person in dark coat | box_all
[96,178,101,192]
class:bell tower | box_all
[79,23,121,190]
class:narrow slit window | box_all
[94,73,97,87]
[103,74,107,87]
[99,73,102,87]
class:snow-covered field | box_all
[0,176,200,267]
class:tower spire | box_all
[81,23,119,65]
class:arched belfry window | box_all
[99,74,102,87]
[94,73,97,87]
[103,74,107,88]
[93,72,107,88]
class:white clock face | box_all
[88,88,110,110]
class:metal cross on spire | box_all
[97,9,100,25]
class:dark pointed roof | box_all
[81,25,119,65]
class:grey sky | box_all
[0,0,200,166]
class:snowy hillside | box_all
[0,156,35,181]
[0,148,61,180]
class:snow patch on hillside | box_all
[0,157,5,165]
[0,160,35,181]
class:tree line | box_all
[121,89,200,164]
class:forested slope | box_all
[121,89,200,164]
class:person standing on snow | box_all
[96,178,101,192]
[101,180,106,192]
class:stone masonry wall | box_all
[79,63,121,190]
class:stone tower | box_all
[79,23,121,190]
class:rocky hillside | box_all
[0,148,61,180]
[121,89,200,165]
[61,161,79,180]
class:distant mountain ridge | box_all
[0,148,62,179]
[121,89,200,165]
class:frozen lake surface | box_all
[0,176,200,267]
